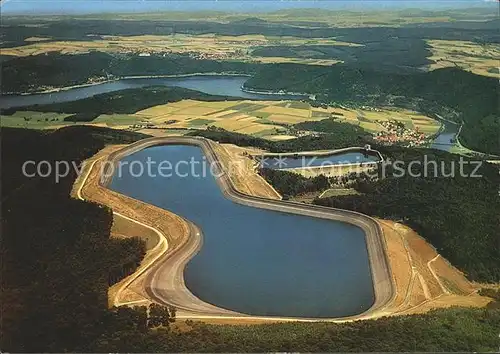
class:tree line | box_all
[1,126,150,351]
[259,168,329,198]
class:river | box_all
[430,120,460,152]
[0,75,304,109]
[109,144,375,318]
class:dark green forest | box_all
[1,126,149,351]
[89,308,500,352]
[294,118,372,142]
[259,168,330,197]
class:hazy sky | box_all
[0,0,495,15]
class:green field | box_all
[92,114,141,126]
[0,112,143,129]
[1,111,73,129]
[187,118,216,127]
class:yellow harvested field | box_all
[198,101,243,109]
[266,36,363,47]
[228,113,253,121]
[236,116,259,122]
[250,56,342,66]
[264,134,297,141]
[24,36,51,42]
[162,122,189,129]
[127,99,441,140]
[258,106,311,117]
[213,117,255,129]
[408,112,435,120]
[412,118,436,125]
[135,105,182,117]
[321,108,358,121]
[235,124,281,134]
[247,100,281,106]
[163,114,196,121]
[417,125,440,134]
[362,111,393,121]
[267,114,313,124]
[206,109,240,118]
[215,34,268,42]
[175,106,222,116]
[387,115,413,122]
[426,39,500,78]
[166,99,204,108]
[152,114,196,124]
[358,121,382,132]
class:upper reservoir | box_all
[109,144,375,318]
[260,151,381,170]
[0,75,304,109]
[431,120,459,152]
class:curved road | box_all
[97,136,395,321]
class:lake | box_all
[109,144,375,318]
[0,75,304,109]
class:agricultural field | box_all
[355,109,441,134]
[1,33,359,66]
[24,36,52,42]
[0,111,144,129]
[426,39,500,78]
[92,114,141,127]
[1,100,440,140]
[250,56,341,66]
[133,99,441,140]
[134,99,287,136]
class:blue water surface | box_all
[109,144,375,317]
